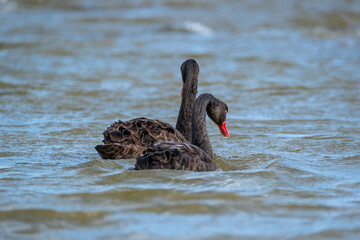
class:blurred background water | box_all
[1,0,360,239]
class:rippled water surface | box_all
[1,0,360,239]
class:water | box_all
[1,0,360,239]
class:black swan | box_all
[95,59,199,159]
[135,93,229,171]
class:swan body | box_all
[135,93,229,171]
[95,59,199,159]
[136,141,216,171]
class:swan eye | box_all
[225,110,228,114]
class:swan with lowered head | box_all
[136,93,229,171]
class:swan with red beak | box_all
[136,93,230,171]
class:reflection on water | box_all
[1,0,360,239]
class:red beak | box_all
[181,83,185,97]
[218,116,229,137]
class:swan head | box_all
[207,97,230,137]
[180,59,199,97]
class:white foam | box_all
[177,21,213,36]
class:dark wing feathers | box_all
[95,143,141,159]
[95,118,187,159]
[135,142,217,172]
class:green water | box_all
[1,0,360,239]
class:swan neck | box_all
[191,94,213,159]
[175,71,198,141]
